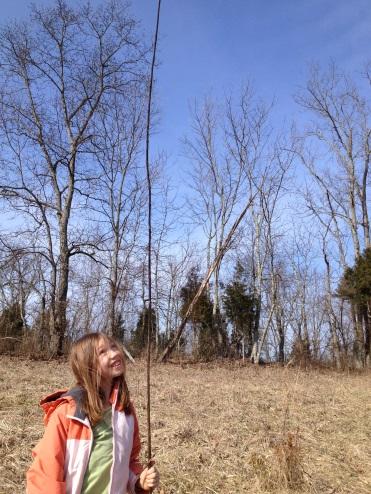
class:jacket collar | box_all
[40,383,120,424]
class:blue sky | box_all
[134,0,371,163]
[2,0,370,173]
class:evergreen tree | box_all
[180,266,216,359]
[223,262,258,357]
[0,303,23,353]
[130,307,156,356]
[112,312,126,342]
[337,248,371,367]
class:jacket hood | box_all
[39,385,123,425]
[40,387,86,425]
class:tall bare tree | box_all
[184,97,244,329]
[90,88,146,338]
[296,64,370,366]
[0,0,147,354]
[184,87,271,351]
[297,64,370,256]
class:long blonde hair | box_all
[69,332,131,425]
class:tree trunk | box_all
[363,302,370,367]
[250,293,261,363]
[50,223,70,356]
[276,306,285,364]
[351,303,364,369]
[255,302,275,364]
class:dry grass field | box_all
[0,356,370,494]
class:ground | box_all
[0,356,370,493]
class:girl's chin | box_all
[112,367,124,377]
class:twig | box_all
[0,337,23,341]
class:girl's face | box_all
[97,337,125,385]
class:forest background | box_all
[0,0,370,368]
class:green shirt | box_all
[81,408,113,494]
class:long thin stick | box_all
[145,0,162,466]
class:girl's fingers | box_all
[142,466,156,476]
[144,477,160,488]
[141,465,160,489]
[146,479,159,488]
[144,468,158,479]
[146,473,157,480]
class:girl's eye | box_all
[99,349,106,355]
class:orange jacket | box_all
[26,386,143,494]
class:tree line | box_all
[0,1,369,368]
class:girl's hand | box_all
[138,464,160,491]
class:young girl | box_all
[27,332,159,494]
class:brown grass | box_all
[0,357,370,493]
